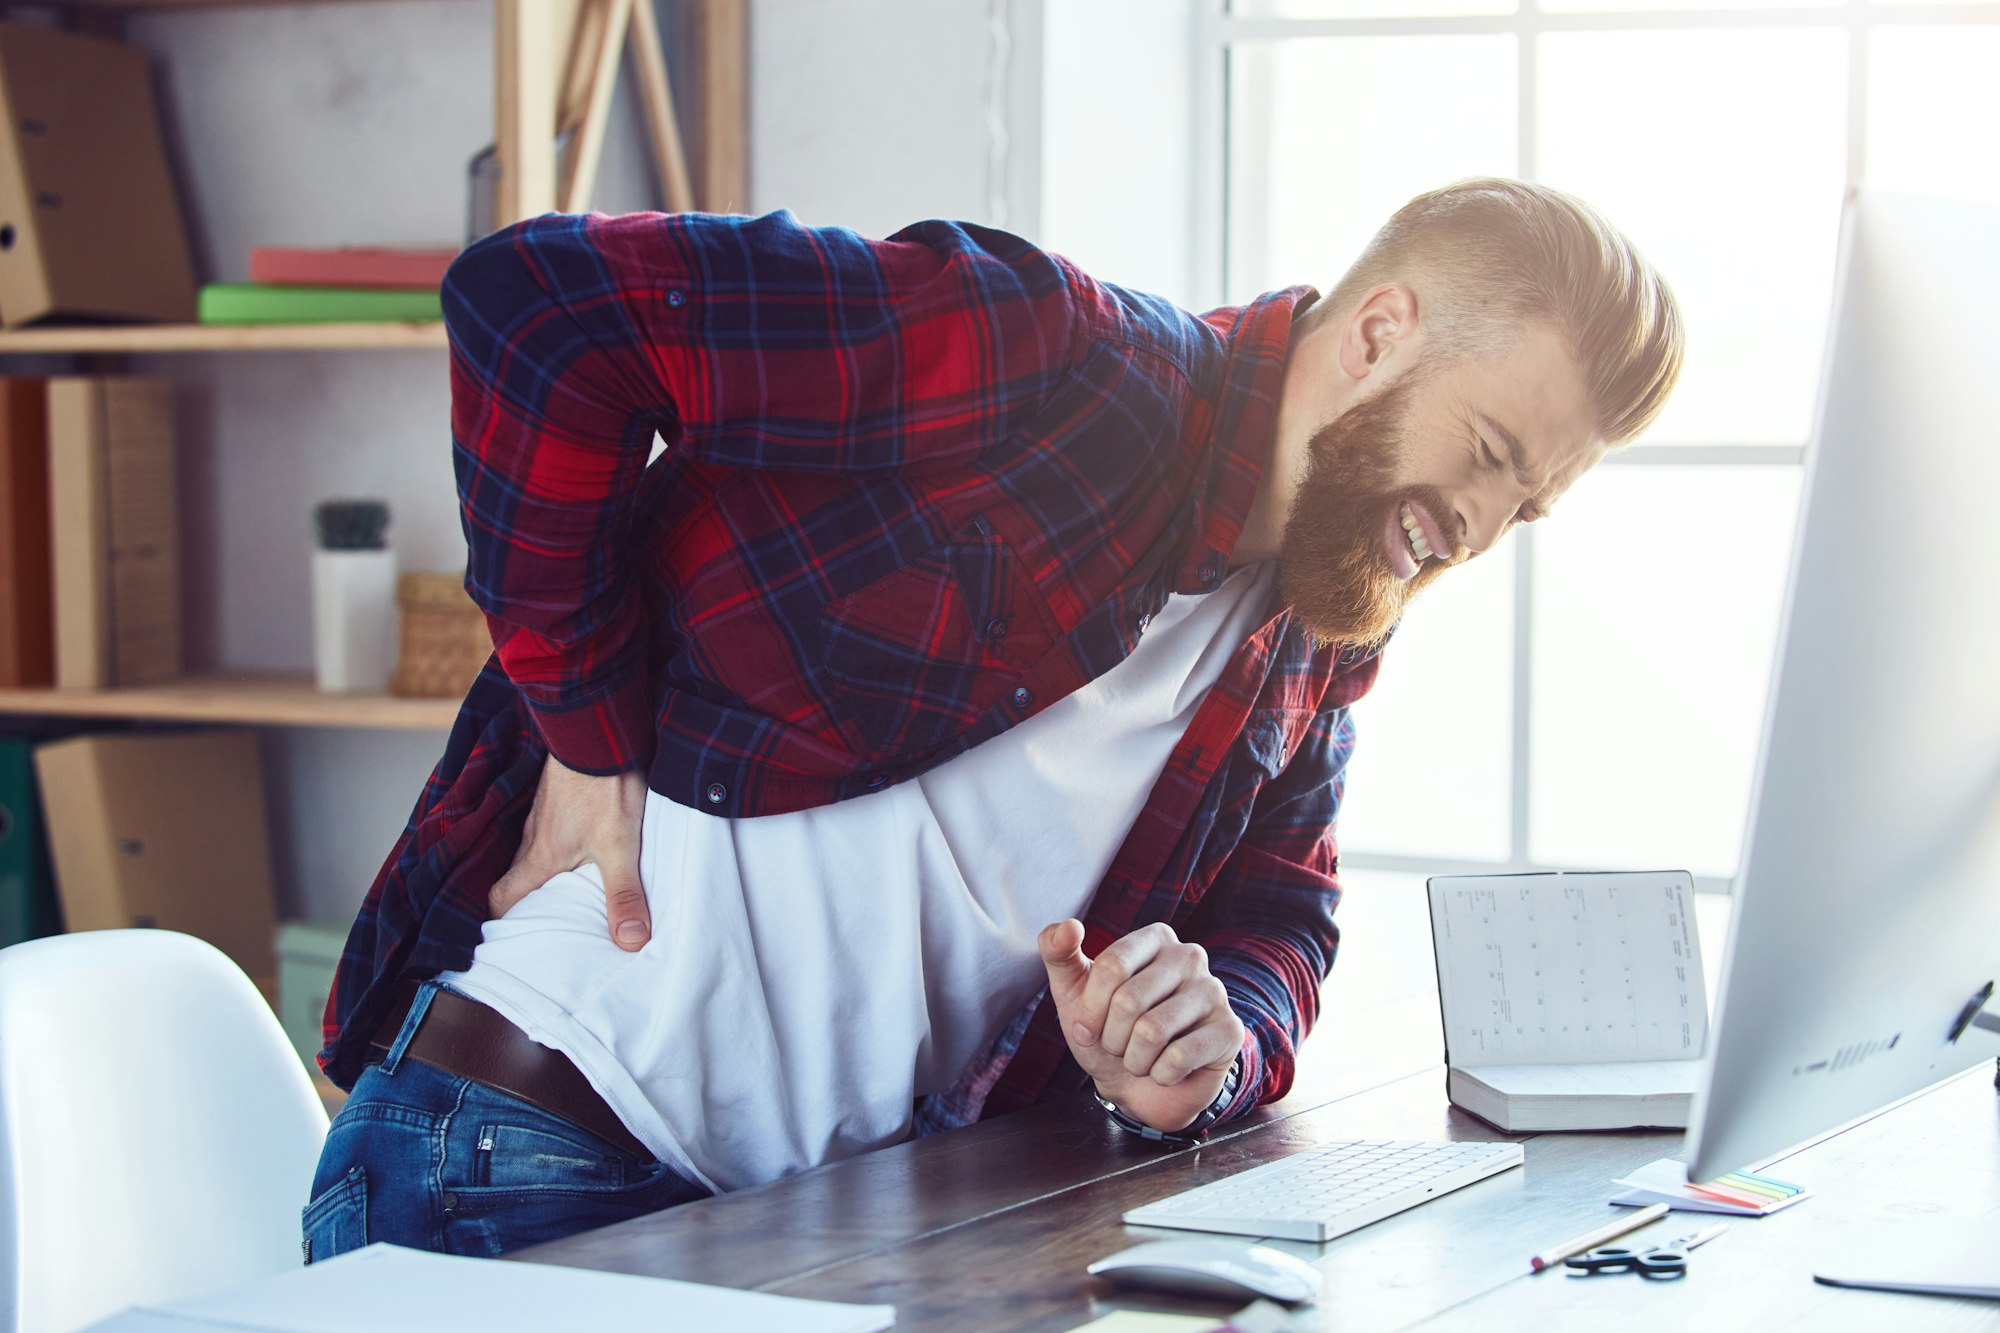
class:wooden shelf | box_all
[0,322,447,355]
[53,0,445,10]
[0,672,460,730]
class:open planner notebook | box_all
[1427,870,1707,1132]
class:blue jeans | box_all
[302,982,711,1262]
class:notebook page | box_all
[1428,871,1706,1065]
[85,1243,895,1333]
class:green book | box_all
[197,283,443,325]
[0,738,60,947]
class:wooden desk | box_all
[513,876,2000,1329]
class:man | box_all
[304,177,1682,1260]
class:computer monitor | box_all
[1684,187,2000,1182]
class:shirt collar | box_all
[1173,284,1318,594]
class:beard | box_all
[1275,372,1458,649]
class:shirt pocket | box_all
[818,517,1058,760]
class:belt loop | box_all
[380,980,443,1076]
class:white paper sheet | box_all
[1460,1059,1702,1098]
[1429,870,1706,1064]
[86,1243,895,1333]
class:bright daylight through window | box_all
[1044,0,1999,890]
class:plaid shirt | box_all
[321,210,1385,1132]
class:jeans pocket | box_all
[300,1166,368,1265]
[473,1121,628,1191]
[443,1155,708,1258]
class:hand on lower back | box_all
[488,751,651,949]
[1038,919,1245,1133]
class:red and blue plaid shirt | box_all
[321,210,1385,1131]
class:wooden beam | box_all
[695,0,747,213]
[628,0,695,213]
[556,0,607,133]
[493,0,562,225]
[558,0,634,214]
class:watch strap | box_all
[1097,1054,1242,1146]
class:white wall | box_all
[112,0,1015,923]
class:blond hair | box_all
[1323,177,1684,444]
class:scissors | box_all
[1563,1223,1729,1280]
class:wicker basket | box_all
[389,570,493,698]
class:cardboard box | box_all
[33,730,278,989]
[276,919,347,1068]
[47,377,181,689]
[0,22,198,327]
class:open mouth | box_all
[1386,501,1449,580]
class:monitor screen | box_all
[1684,187,2000,1182]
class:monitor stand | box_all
[1808,987,2000,1296]
[1944,981,2000,1089]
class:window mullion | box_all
[1846,0,1868,188]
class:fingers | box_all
[1149,1011,1244,1088]
[1075,923,1187,1046]
[487,856,551,918]
[1118,977,1232,1081]
[1095,946,1200,1058]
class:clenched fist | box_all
[1038,918,1246,1134]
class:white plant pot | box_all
[312,548,398,692]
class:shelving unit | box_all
[0,2,744,733]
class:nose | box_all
[1453,487,1516,557]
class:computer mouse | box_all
[1087,1237,1325,1304]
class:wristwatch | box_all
[1096,1055,1242,1146]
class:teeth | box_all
[1402,506,1433,563]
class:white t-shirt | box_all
[442,560,1276,1193]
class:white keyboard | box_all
[1124,1138,1525,1243]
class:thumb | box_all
[601,859,651,951]
[1038,918,1091,1006]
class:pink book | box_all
[247,247,460,290]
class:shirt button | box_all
[985,618,1008,640]
[1011,686,1032,708]
[667,289,687,307]
[1198,562,1218,584]
[704,781,727,804]
[442,1192,458,1210]
[864,773,888,791]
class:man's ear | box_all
[1337,283,1418,382]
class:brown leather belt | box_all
[368,986,653,1162]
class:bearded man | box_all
[303,176,1683,1260]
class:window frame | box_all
[1193,0,1995,891]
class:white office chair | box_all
[0,930,329,1333]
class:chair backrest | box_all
[0,930,329,1333]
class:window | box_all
[1043,0,1996,889]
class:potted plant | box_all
[311,499,396,692]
